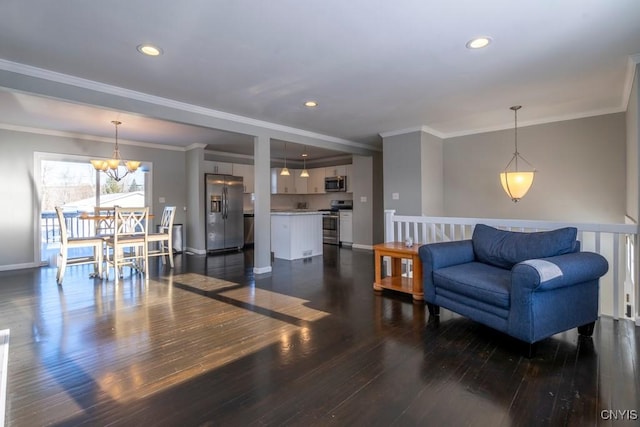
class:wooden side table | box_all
[373,242,423,303]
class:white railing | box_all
[384,210,640,324]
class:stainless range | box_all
[319,200,353,245]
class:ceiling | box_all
[0,1,639,160]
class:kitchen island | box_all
[271,211,324,260]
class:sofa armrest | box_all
[419,240,475,270]
[420,240,475,303]
[511,252,609,291]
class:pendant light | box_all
[300,147,309,178]
[90,120,141,182]
[280,142,290,176]
[500,106,535,202]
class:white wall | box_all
[421,132,444,216]
[444,113,626,223]
[383,131,428,215]
[185,146,205,253]
[627,64,639,222]
[352,155,374,247]
[0,127,187,270]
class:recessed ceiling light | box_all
[304,101,318,108]
[466,37,491,49]
[137,44,163,56]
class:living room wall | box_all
[627,64,639,223]
[443,113,627,223]
[0,127,187,270]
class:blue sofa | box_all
[419,224,609,349]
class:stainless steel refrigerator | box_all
[205,174,244,252]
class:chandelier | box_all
[499,106,536,202]
[90,120,141,182]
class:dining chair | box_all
[93,206,115,238]
[147,206,176,268]
[104,207,149,283]
[54,207,104,285]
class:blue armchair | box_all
[419,224,609,351]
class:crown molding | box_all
[185,143,208,151]
[443,106,626,138]
[380,105,627,141]
[379,125,446,139]
[622,53,640,111]
[0,59,376,152]
[0,122,186,151]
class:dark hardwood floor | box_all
[0,246,638,426]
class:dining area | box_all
[53,205,177,285]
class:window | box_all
[36,153,150,264]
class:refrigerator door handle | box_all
[223,186,228,219]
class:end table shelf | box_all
[373,242,423,303]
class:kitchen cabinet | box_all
[307,167,325,194]
[271,168,294,194]
[233,163,254,193]
[325,165,347,178]
[272,168,312,194]
[204,160,233,175]
[294,171,308,194]
[339,210,353,245]
[271,212,323,260]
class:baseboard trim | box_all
[351,244,374,251]
[0,262,43,272]
[253,266,272,275]
[0,329,9,427]
[185,247,207,255]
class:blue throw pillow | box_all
[472,224,578,269]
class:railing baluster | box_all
[613,233,620,320]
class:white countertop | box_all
[270,211,324,216]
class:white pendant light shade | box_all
[500,171,534,202]
[281,142,290,175]
[300,148,309,177]
[500,106,535,202]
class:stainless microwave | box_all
[325,176,346,192]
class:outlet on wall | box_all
[159,196,166,203]
[392,192,399,200]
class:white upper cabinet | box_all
[271,168,294,194]
[232,163,254,193]
[345,163,353,193]
[307,167,326,194]
[325,165,347,178]
[293,170,308,194]
[204,160,233,175]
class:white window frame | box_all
[33,151,153,264]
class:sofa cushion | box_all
[434,262,511,309]
[472,224,578,270]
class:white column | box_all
[253,134,272,274]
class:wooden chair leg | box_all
[57,252,67,285]
[168,238,174,268]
